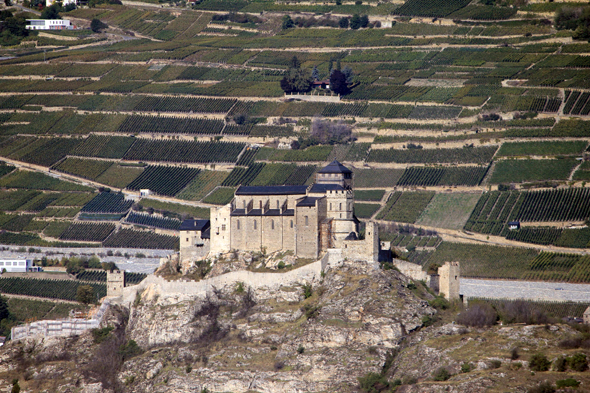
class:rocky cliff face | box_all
[122,262,434,392]
[4,261,589,393]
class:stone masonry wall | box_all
[12,300,110,341]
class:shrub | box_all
[432,367,451,381]
[358,372,390,393]
[553,356,567,372]
[429,296,449,310]
[527,381,555,393]
[529,353,551,372]
[422,315,435,327]
[77,285,95,304]
[510,347,519,360]
[297,345,305,354]
[302,284,313,299]
[556,378,580,388]
[461,362,473,373]
[456,303,497,327]
[489,359,501,369]
[118,340,143,361]
[567,353,588,372]
[91,326,114,344]
[497,300,548,325]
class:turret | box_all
[315,160,353,189]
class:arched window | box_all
[276,200,280,209]
[237,220,240,230]
[305,216,309,226]
[254,220,257,230]
[271,219,275,230]
[290,220,293,228]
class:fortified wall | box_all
[393,259,460,300]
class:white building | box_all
[46,0,76,6]
[0,259,40,273]
[26,19,73,30]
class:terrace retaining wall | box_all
[11,300,110,341]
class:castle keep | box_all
[181,160,379,262]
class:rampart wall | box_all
[121,259,326,305]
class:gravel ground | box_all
[461,278,590,303]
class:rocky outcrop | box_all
[118,262,435,392]
[4,260,586,393]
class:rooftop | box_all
[179,219,210,231]
[236,185,308,196]
[317,160,352,174]
[309,183,345,193]
[297,196,324,207]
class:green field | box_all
[377,191,435,223]
[416,192,482,230]
[490,159,578,184]
[496,141,589,157]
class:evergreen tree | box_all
[350,14,361,30]
[360,15,369,28]
[338,17,349,28]
[0,295,9,321]
[330,69,348,95]
[281,15,294,29]
[311,66,320,80]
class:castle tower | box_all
[438,262,460,300]
[315,160,353,189]
[107,270,125,297]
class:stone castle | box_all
[180,160,379,263]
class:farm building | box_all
[180,160,379,262]
[0,259,40,273]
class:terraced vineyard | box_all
[0,0,588,268]
[0,277,106,301]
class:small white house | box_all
[0,259,40,273]
[140,189,151,197]
[46,0,76,6]
[26,19,73,30]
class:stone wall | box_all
[12,300,110,341]
[393,259,429,282]
[284,93,340,103]
[341,222,379,262]
[120,260,325,305]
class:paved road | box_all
[461,278,590,303]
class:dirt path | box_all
[1,293,80,304]
[375,219,590,254]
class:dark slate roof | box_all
[309,183,345,193]
[236,185,308,196]
[297,196,324,207]
[201,227,210,239]
[344,232,358,240]
[231,209,295,217]
[179,219,210,231]
[317,160,352,174]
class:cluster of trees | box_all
[555,6,590,40]
[280,56,353,95]
[282,14,378,30]
[0,10,29,46]
[282,14,381,30]
[212,12,262,24]
[91,18,108,32]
